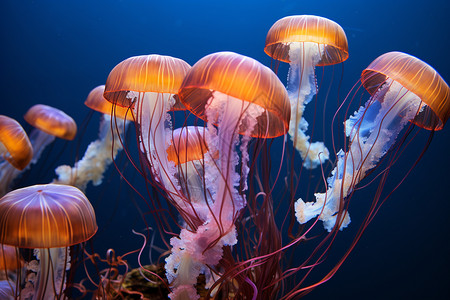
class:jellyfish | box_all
[24,104,77,165]
[0,183,97,299]
[265,15,348,169]
[164,51,290,299]
[53,85,132,191]
[166,126,217,224]
[295,52,450,231]
[103,54,194,218]
[0,115,33,197]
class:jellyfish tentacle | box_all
[287,42,330,169]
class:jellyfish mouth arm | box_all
[53,114,128,191]
[165,225,237,300]
[32,247,69,300]
[29,129,56,165]
[165,92,263,299]
[296,79,423,231]
[345,79,424,179]
[133,92,198,216]
[205,91,263,228]
[287,42,329,169]
[295,163,353,232]
[177,160,212,222]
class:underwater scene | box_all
[1,0,449,299]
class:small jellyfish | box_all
[24,104,77,164]
[0,116,33,197]
[0,184,97,299]
[295,52,450,231]
[265,15,348,168]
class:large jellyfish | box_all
[0,115,33,197]
[53,85,131,191]
[265,15,348,168]
[0,184,97,299]
[295,51,450,231]
[103,55,197,220]
[165,51,290,299]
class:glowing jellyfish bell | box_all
[24,104,77,164]
[265,15,348,169]
[0,116,33,197]
[53,85,131,191]
[103,55,191,211]
[0,184,97,299]
[295,51,450,231]
[164,51,290,299]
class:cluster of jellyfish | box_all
[0,15,448,300]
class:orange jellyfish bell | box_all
[167,126,210,165]
[0,115,33,170]
[361,51,450,130]
[85,85,132,120]
[24,104,77,140]
[178,51,290,138]
[103,54,191,109]
[0,184,97,248]
[0,184,97,299]
[264,15,348,65]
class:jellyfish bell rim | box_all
[24,104,78,140]
[103,54,191,109]
[0,184,98,249]
[264,15,349,65]
[178,51,290,138]
[361,51,450,131]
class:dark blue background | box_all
[1,1,449,299]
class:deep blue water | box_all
[1,0,450,299]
